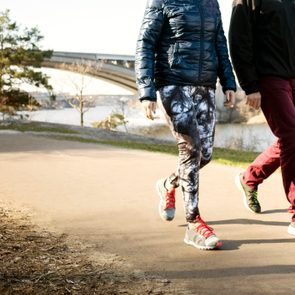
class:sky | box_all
[0,0,233,95]
[0,0,233,55]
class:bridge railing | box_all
[50,51,135,69]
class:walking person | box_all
[135,0,236,250]
[229,0,295,235]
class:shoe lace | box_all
[165,187,175,209]
[250,190,259,205]
[194,216,214,238]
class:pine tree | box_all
[0,10,53,116]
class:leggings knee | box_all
[178,142,199,160]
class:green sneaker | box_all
[184,216,222,250]
[235,172,261,213]
[288,222,295,236]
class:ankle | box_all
[188,215,201,228]
[188,222,196,229]
[164,179,174,191]
[242,175,257,191]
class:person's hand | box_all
[246,92,261,109]
[142,100,157,120]
[223,90,236,108]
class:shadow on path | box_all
[178,217,289,227]
[262,208,287,214]
[221,237,295,250]
[149,264,295,279]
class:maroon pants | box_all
[243,76,295,221]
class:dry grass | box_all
[0,201,176,295]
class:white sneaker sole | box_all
[183,238,222,250]
[235,173,260,214]
[287,224,295,236]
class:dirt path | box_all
[1,132,295,294]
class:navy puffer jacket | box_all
[135,0,236,101]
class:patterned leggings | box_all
[157,85,216,222]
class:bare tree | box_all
[59,61,102,126]
[115,96,129,132]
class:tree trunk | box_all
[80,100,84,127]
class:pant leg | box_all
[158,85,216,222]
[259,76,295,221]
[243,140,280,189]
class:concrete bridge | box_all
[43,51,137,93]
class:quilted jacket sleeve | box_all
[215,5,237,93]
[229,0,259,94]
[135,0,165,101]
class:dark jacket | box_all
[229,0,295,95]
[135,0,236,101]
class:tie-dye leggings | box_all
[157,85,216,222]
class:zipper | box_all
[198,0,204,82]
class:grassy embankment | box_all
[0,121,259,167]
